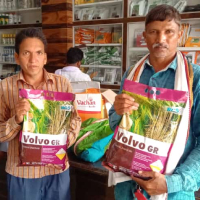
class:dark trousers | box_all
[7,169,71,200]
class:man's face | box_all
[15,37,47,78]
[143,19,182,58]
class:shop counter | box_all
[68,150,115,200]
[0,153,7,200]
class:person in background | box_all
[55,47,91,82]
[0,28,81,200]
[109,5,200,200]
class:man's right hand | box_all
[15,99,30,124]
[114,93,139,116]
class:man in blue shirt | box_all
[109,5,200,200]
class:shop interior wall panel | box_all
[42,0,73,72]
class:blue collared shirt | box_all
[109,57,200,199]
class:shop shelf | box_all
[74,0,122,8]
[0,7,41,14]
[81,65,121,68]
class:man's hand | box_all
[15,99,30,124]
[131,171,167,196]
[114,94,139,116]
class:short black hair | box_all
[15,27,47,54]
[66,47,83,64]
[145,5,181,28]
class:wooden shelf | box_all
[126,12,200,23]
[0,23,42,29]
[178,47,200,51]
[180,11,200,20]
[129,47,200,52]
[74,0,122,8]
[0,7,41,13]
[0,44,15,47]
[100,83,120,90]
[129,47,148,51]
[73,18,124,26]
[81,65,121,69]
[73,11,200,26]
[75,43,122,47]
[0,62,16,65]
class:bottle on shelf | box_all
[1,47,15,63]
[1,33,15,45]
[14,13,22,24]
[0,14,5,25]
[1,34,6,44]
[18,14,21,24]
[4,34,8,44]
[8,13,14,25]
[4,14,9,25]
[12,34,15,44]
[0,14,10,25]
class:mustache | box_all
[152,43,168,49]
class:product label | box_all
[165,106,183,115]
[114,127,171,157]
[107,127,172,174]
[75,93,101,112]
[20,132,68,167]
[21,132,67,146]
[60,105,72,111]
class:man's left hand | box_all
[131,171,167,196]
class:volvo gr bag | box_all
[19,89,74,169]
[104,79,188,178]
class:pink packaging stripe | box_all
[19,89,75,101]
[19,131,22,141]
[123,79,188,103]
[114,126,119,138]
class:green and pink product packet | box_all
[105,79,188,177]
[19,89,74,169]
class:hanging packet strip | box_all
[19,89,75,170]
[104,79,188,178]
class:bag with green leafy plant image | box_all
[73,118,114,163]
[19,89,75,169]
[104,79,188,178]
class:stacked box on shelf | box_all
[81,46,121,66]
[74,1,122,21]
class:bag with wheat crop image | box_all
[19,89,75,170]
[104,79,188,179]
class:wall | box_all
[42,0,73,73]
